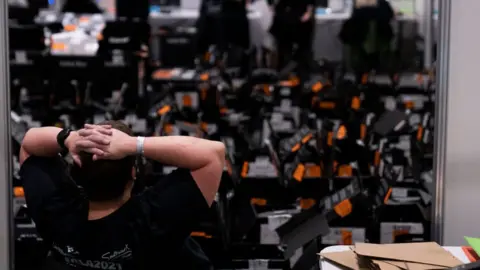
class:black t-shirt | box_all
[20,155,213,270]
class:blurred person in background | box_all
[270,0,315,78]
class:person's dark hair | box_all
[74,120,135,202]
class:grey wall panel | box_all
[0,0,14,268]
[440,0,480,246]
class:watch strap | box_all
[57,129,72,156]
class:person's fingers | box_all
[95,128,113,136]
[78,128,112,138]
[84,124,98,129]
[86,134,110,145]
[82,147,105,156]
[78,129,95,137]
[92,153,112,161]
[84,124,112,129]
[83,125,113,135]
[75,140,108,150]
[72,155,82,167]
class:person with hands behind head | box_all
[19,120,224,270]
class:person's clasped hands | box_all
[67,124,134,166]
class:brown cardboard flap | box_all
[371,259,403,270]
[382,259,448,270]
[321,250,360,270]
[354,242,463,267]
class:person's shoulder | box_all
[156,168,195,186]
[22,155,65,166]
[167,168,194,179]
[21,155,66,171]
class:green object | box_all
[465,237,480,256]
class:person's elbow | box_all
[19,128,39,165]
[193,142,225,207]
[21,128,37,148]
[211,141,225,163]
[208,141,225,190]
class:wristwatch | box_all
[57,128,72,156]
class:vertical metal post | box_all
[431,0,451,245]
[423,0,434,70]
[0,0,14,269]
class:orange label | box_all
[79,16,90,23]
[405,101,414,109]
[251,198,267,206]
[374,151,381,166]
[327,132,333,146]
[13,187,24,197]
[337,165,353,177]
[163,124,173,135]
[293,164,306,182]
[280,76,299,87]
[305,164,322,178]
[51,42,66,51]
[241,162,249,178]
[300,198,316,209]
[64,24,76,31]
[351,96,361,110]
[360,124,367,140]
[384,188,393,204]
[199,73,209,81]
[152,69,173,79]
[157,105,171,115]
[291,143,301,152]
[341,230,353,245]
[302,133,313,144]
[220,107,228,114]
[312,82,323,93]
[191,232,212,239]
[334,199,353,218]
[200,88,208,100]
[361,73,369,84]
[337,125,347,140]
[182,95,193,107]
[204,52,211,61]
[262,84,271,95]
[319,102,336,109]
[417,126,424,141]
[393,229,409,242]
[200,122,208,132]
[225,160,233,176]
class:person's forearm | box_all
[21,127,78,161]
[125,136,225,170]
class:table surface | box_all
[36,7,422,24]
[149,9,415,21]
[149,8,262,20]
[148,7,419,21]
[319,245,471,270]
